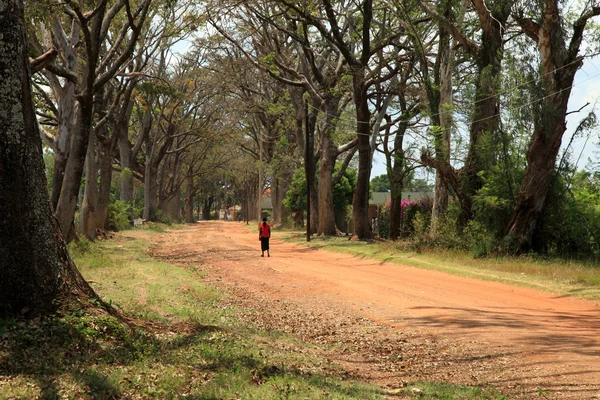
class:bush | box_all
[107,200,132,231]
[378,198,433,239]
[463,220,496,258]
[154,210,174,225]
[535,172,600,259]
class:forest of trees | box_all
[3,0,600,316]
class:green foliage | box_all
[42,149,54,195]
[370,174,390,192]
[332,165,356,212]
[534,172,600,259]
[283,169,307,215]
[472,166,515,238]
[284,166,357,217]
[406,178,434,192]
[403,382,508,399]
[107,200,133,231]
[378,198,433,239]
[153,210,175,225]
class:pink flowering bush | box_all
[378,197,433,239]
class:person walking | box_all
[258,217,271,257]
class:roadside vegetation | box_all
[280,229,600,302]
[0,226,507,399]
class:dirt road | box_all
[150,221,600,399]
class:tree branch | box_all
[418,0,480,55]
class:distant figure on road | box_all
[258,217,271,257]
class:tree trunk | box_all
[431,18,453,234]
[53,3,106,239]
[507,119,567,246]
[119,131,134,202]
[317,96,343,236]
[54,91,94,238]
[0,1,95,316]
[118,93,139,208]
[96,136,116,230]
[306,107,318,234]
[317,142,336,236]
[352,69,373,239]
[161,191,181,222]
[50,87,76,209]
[202,195,214,220]
[143,160,158,221]
[185,175,195,223]
[79,128,98,240]
[271,176,281,225]
[507,0,593,248]
[388,123,408,240]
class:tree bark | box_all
[50,86,77,209]
[507,0,596,247]
[271,176,281,225]
[185,175,195,223]
[0,0,95,316]
[53,1,106,238]
[143,156,159,220]
[431,11,453,234]
[79,127,98,240]
[387,121,409,240]
[96,136,117,230]
[316,96,343,236]
[352,67,373,240]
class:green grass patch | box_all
[400,382,508,399]
[0,231,387,399]
[280,231,600,301]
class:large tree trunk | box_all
[316,96,343,236]
[271,176,281,225]
[431,16,453,234]
[0,0,95,316]
[50,86,76,209]
[54,91,95,238]
[202,195,214,220]
[352,69,373,240]
[317,141,336,236]
[185,175,195,223]
[161,191,181,222]
[507,0,596,249]
[118,93,139,206]
[119,131,134,202]
[96,136,116,230]
[507,116,567,245]
[388,121,409,240]
[143,160,158,220]
[53,3,105,239]
[79,128,98,240]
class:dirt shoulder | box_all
[149,221,600,399]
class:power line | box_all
[304,60,600,138]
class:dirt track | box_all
[150,221,600,399]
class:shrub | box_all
[377,197,433,239]
[108,200,132,231]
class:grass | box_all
[277,229,600,301]
[0,228,384,399]
[0,225,508,399]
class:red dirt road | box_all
[152,221,600,399]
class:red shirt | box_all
[259,223,271,238]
